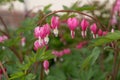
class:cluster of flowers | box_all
[0,35,8,43]
[52,48,71,57]
[34,16,108,50]
[42,48,71,75]
[111,0,120,25]
[34,16,108,74]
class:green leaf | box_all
[63,5,69,10]
[43,4,52,11]
[75,5,96,11]
[90,31,120,47]
[10,71,25,80]
[81,47,101,70]
[25,73,36,80]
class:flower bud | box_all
[43,60,49,75]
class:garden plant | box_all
[0,0,120,80]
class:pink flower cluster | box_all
[34,16,60,51]
[34,24,51,50]
[52,48,71,57]
[34,16,107,51]
[111,0,120,25]
[0,35,8,43]
[113,0,120,14]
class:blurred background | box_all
[0,0,115,29]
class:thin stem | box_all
[10,47,23,63]
[37,10,106,30]
[107,0,117,31]
[0,29,9,37]
[0,16,9,37]
[112,42,119,80]
[99,53,104,72]
[0,61,9,80]
[40,62,44,80]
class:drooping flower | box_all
[0,35,8,43]
[98,29,103,36]
[51,16,60,37]
[63,48,71,54]
[113,0,120,14]
[34,26,41,38]
[43,60,49,75]
[103,31,108,36]
[111,15,117,25]
[2,35,8,40]
[90,23,98,38]
[52,50,64,57]
[34,24,50,46]
[76,41,88,49]
[67,17,79,39]
[34,40,44,51]
[80,18,89,38]
[111,28,114,33]
[0,36,3,43]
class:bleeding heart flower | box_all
[51,16,60,37]
[34,40,44,51]
[67,17,79,39]
[43,60,49,75]
[63,48,71,54]
[80,18,89,38]
[90,23,98,38]
[98,29,103,36]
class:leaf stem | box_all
[40,62,44,80]
[0,16,10,37]
[0,61,9,80]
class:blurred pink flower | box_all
[98,29,103,36]
[43,60,49,75]
[90,23,97,34]
[0,35,8,43]
[21,37,26,47]
[76,41,87,49]
[103,31,108,36]
[90,23,98,38]
[34,24,50,39]
[113,0,120,14]
[0,36,3,43]
[51,16,60,37]
[52,50,64,57]
[34,40,44,51]
[34,26,41,38]
[111,15,117,25]
[67,17,79,39]
[63,48,71,54]
[80,18,89,38]
[34,24,50,48]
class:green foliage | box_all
[90,31,120,47]
[81,47,101,70]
